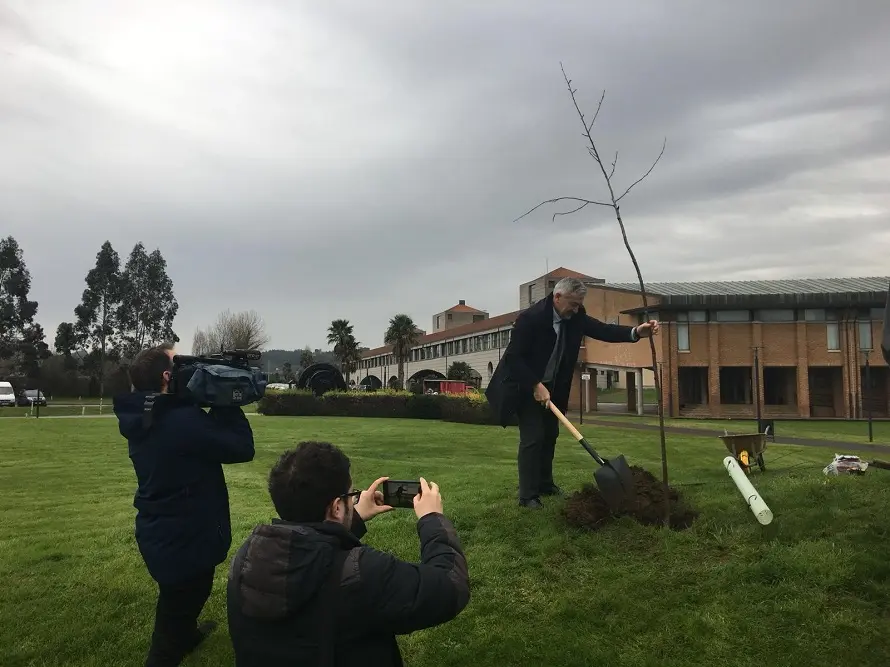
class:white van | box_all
[0,381,15,407]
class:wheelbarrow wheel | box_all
[757,453,766,472]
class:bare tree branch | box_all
[192,309,270,355]
[585,89,605,133]
[616,138,666,203]
[516,61,671,527]
[513,196,612,224]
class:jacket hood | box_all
[230,520,360,620]
[113,391,193,440]
[113,391,155,440]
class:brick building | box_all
[359,269,889,420]
[604,277,890,419]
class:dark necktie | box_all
[554,319,566,369]
[543,319,566,383]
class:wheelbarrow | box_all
[719,432,767,473]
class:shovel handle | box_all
[547,401,607,467]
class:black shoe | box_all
[145,621,217,667]
[519,497,543,509]
[540,485,564,497]
[190,621,217,651]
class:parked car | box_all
[0,381,15,407]
[16,389,47,407]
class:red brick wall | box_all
[574,289,888,418]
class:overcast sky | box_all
[2,0,889,354]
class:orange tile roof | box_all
[363,310,521,358]
[445,303,486,314]
[545,266,597,281]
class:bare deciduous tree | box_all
[516,63,670,526]
[192,309,270,355]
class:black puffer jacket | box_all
[226,511,470,666]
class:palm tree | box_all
[384,314,420,391]
[341,337,363,383]
[327,319,358,386]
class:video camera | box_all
[169,349,269,408]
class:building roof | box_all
[443,301,486,314]
[542,266,602,282]
[606,276,890,312]
[363,310,520,358]
[606,277,890,297]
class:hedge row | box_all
[256,389,517,426]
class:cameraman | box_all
[113,344,255,667]
[226,441,470,666]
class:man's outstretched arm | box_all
[582,314,640,343]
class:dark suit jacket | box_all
[486,292,639,426]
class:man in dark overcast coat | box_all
[486,277,659,508]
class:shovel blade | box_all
[594,454,635,511]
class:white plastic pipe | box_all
[723,456,773,525]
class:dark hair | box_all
[128,345,174,392]
[268,441,351,522]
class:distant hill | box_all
[259,348,340,371]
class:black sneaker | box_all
[519,497,544,509]
[540,485,564,497]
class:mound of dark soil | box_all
[561,465,698,531]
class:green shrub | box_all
[256,389,516,426]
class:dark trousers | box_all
[516,396,560,500]
[146,568,215,667]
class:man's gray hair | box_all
[553,277,587,298]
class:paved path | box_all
[565,413,890,455]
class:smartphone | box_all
[382,480,421,509]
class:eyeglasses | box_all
[339,489,361,502]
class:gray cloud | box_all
[2,0,889,353]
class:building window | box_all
[688,310,707,322]
[754,309,795,322]
[501,330,510,346]
[436,316,440,329]
[858,321,872,350]
[714,310,750,322]
[827,323,840,351]
[637,311,659,324]
[871,307,886,321]
[805,309,826,321]
[528,284,534,304]
[677,322,690,352]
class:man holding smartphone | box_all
[226,440,470,666]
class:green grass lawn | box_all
[595,387,658,403]
[597,415,890,444]
[2,415,889,666]
[0,403,258,418]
